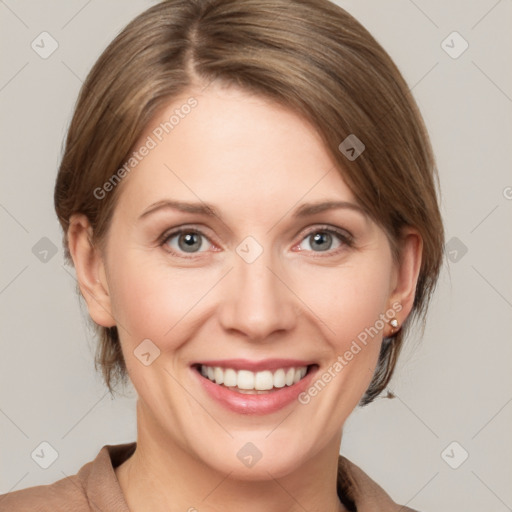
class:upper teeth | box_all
[200,365,308,390]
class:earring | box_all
[390,318,399,329]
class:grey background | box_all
[1,1,511,510]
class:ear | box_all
[387,227,423,331]
[67,214,116,328]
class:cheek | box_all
[109,265,170,338]
[299,264,392,410]
[306,258,393,348]
[106,252,215,348]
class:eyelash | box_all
[159,225,354,259]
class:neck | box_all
[115,399,348,512]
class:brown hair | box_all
[55,0,444,411]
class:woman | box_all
[0,0,444,510]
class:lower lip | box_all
[192,366,317,415]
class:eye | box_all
[296,226,353,255]
[159,225,353,259]
[160,228,213,257]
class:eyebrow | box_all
[138,199,368,221]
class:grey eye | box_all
[298,230,344,253]
[164,230,210,254]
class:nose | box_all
[217,247,299,342]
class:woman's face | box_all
[90,83,413,478]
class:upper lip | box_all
[192,358,316,372]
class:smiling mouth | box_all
[193,364,316,394]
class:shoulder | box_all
[338,455,422,512]
[0,443,135,512]
[0,472,89,512]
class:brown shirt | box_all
[0,442,419,511]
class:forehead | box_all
[115,84,356,216]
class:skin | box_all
[67,82,422,512]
